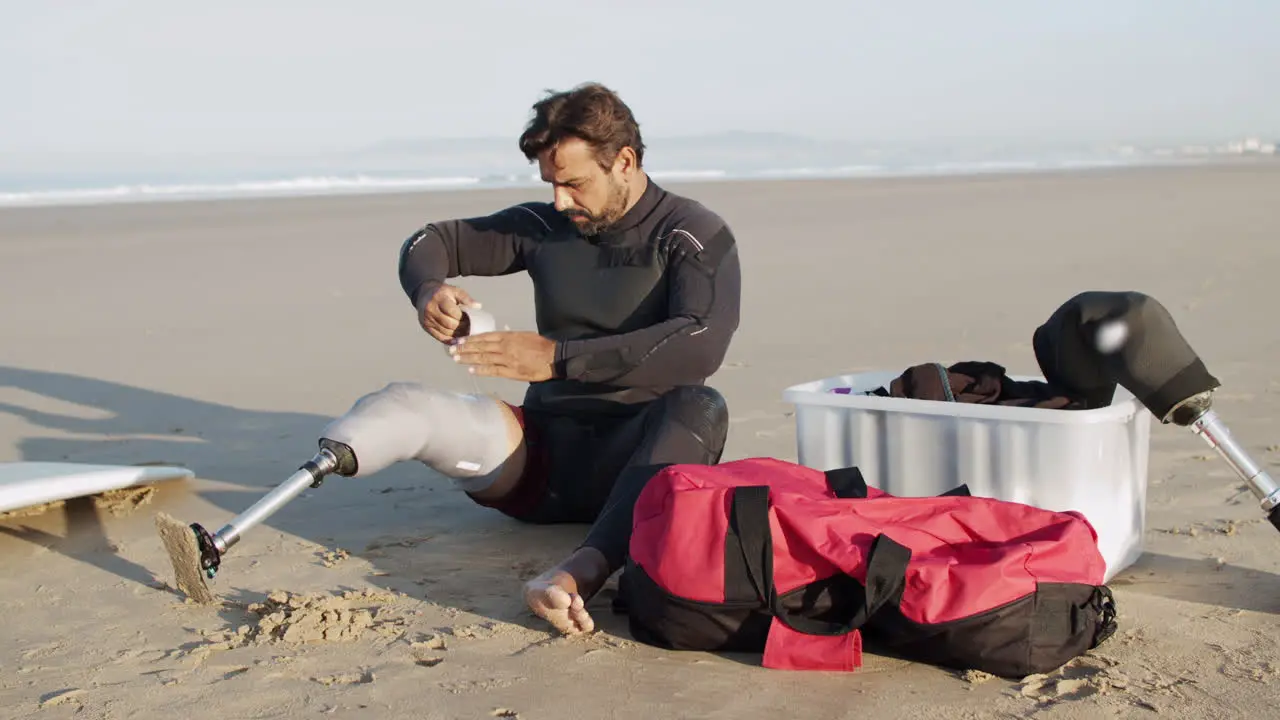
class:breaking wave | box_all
[0,151,1248,208]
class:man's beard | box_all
[562,179,629,236]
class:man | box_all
[369,82,742,635]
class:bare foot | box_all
[524,547,611,635]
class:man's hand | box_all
[449,331,558,382]
[419,284,482,345]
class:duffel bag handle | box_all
[824,465,971,499]
[730,485,913,670]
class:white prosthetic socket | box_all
[319,382,514,494]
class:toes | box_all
[524,580,596,635]
[566,593,595,632]
[543,584,574,611]
[549,611,583,635]
[568,605,595,634]
[524,579,573,612]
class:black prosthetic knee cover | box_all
[1033,290,1220,421]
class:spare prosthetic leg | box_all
[1033,290,1280,532]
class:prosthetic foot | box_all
[156,440,354,603]
[1033,290,1280,532]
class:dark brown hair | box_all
[518,82,645,170]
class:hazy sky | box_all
[3,1,1277,155]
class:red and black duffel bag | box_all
[615,457,1118,677]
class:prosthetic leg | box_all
[155,439,355,604]
[155,315,517,603]
[1033,291,1280,532]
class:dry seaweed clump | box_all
[239,589,397,645]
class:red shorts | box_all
[464,403,551,520]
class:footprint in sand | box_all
[1013,654,1137,706]
[409,633,448,668]
[439,677,526,695]
[443,621,501,640]
[1207,633,1280,683]
[411,632,448,651]
[312,670,375,686]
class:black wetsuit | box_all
[398,179,741,569]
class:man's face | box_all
[537,136,633,236]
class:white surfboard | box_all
[0,462,195,515]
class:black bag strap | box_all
[824,466,869,498]
[730,485,912,636]
[825,465,971,499]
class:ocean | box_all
[0,134,1271,208]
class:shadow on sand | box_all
[1109,550,1280,615]
[0,364,611,637]
[4,364,1275,672]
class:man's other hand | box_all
[421,284,481,344]
[449,331,558,382]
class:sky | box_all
[2,1,1278,157]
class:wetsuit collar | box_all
[594,175,663,239]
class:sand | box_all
[153,511,215,605]
[2,160,1279,719]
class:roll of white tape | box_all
[461,306,497,336]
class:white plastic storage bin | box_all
[782,370,1151,583]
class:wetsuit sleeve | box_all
[397,203,548,310]
[553,225,742,386]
